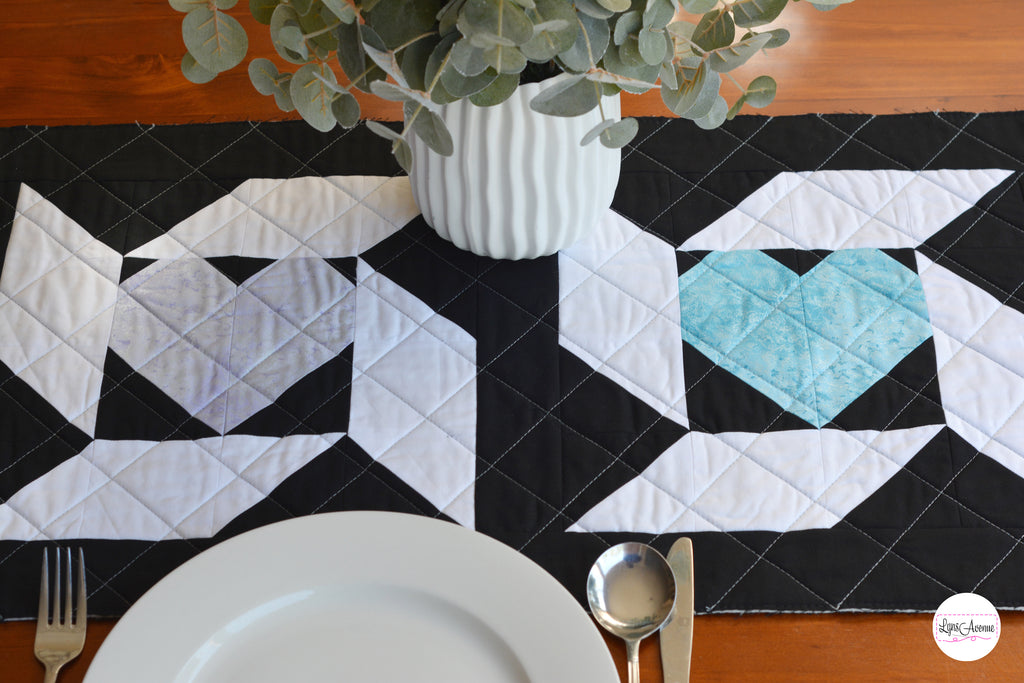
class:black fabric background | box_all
[1,113,1023,619]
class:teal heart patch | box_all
[678,249,932,428]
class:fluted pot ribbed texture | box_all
[407,78,621,260]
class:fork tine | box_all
[38,548,49,626]
[76,548,86,627]
[50,547,59,625]
[63,547,72,625]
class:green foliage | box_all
[172,0,856,161]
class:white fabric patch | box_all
[569,426,942,533]
[348,260,477,528]
[127,177,417,259]
[0,434,342,540]
[0,185,121,435]
[680,169,1012,251]
[559,211,688,427]
[112,256,354,433]
[918,253,1024,477]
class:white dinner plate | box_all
[85,511,618,682]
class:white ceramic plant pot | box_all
[407,77,621,260]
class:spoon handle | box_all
[625,638,640,683]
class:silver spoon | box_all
[587,543,676,683]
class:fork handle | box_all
[42,662,62,683]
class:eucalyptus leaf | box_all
[332,91,361,126]
[667,20,697,47]
[441,63,498,96]
[425,32,459,87]
[299,4,340,52]
[399,33,440,89]
[458,0,534,48]
[483,44,528,73]
[363,42,410,86]
[618,37,646,68]
[520,0,578,61]
[680,0,717,12]
[393,137,413,173]
[451,38,490,76]
[595,0,630,11]
[248,57,284,94]
[760,28,790,49]
[182,6,248,73]
[248,0,278,24]
[405,101,455,156]
[558,10,610,72]
[364,0,442,48]
[370,79,437,111]
[336,19,387,91]
[580,118,616,146]
[585,65,657,93]
[692,9,735,52]
[642,0,675,31]
[731,0,788,28]
[290,0,314,15]
[726,93,746,119]
[599,116,639,148]
[438,0,467,36]
[660,57,718,118]
[214,0,238,8]
[659,62,678,90]
[707,32,772,72]
[269,5,308,63]
[181,52,217,84]
[600,39,660,92]
[573,0,614,19]
[613,11,641,46]
[321,0,358,23]
[807,0,856,7]
[365,119,404,142]
[469,72,519,105]
[693,95,728,129]
[277,23,309,61]
[290,63,338,131]
[529,74,601,116]
[638,28,667,65]
[169,0,206,14]
[744,74,777,107]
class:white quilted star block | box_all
[681,169,1012,250]
[349,260,476,528]
[0,185,121,436]
[0,434,343,540]
[127,177,415,259]
[570,426,941,533]
[559,212,688,428]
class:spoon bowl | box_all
[587,543,676,683]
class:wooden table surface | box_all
[2,0,1024,680]
[3,612,1024,681]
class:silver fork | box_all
[35,548,87,683]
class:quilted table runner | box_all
[1,112,1023,618]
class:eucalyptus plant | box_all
[172,0,855,169]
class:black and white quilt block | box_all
[2,116,1024,616]
[561,168,1016,534]
[0,174,477,542]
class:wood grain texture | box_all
[0,0,1022,126]
[3,614,1024,682]
[1,0,1024,680]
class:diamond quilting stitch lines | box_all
[111,255,355,434]
[0,175,478,539]
[678,248,932,428]
[566,167,1011,535]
